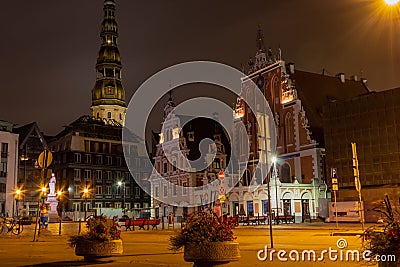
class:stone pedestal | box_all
[46,194,59,222]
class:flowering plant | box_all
[68,215,121,247]
[169,209,236,251]
[363,195,400,263]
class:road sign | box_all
[332,178,338,184]
[38,150,53,169]
[218,195,226,202]
[218,171,225,181]
[331,168,337,178]
[218,185,226,195]
[332,184,339,191]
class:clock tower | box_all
[91,0,126,125]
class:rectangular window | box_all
[163,185,168,197]
[247,201,254,216]
[125,186,131,196]
[106,171,112,180]
[96,170,102,181]
[95,202,103,208]
[106,156,112,165]
[96,185,102,195]
[173,184,177,196]
[135,187,140,198]
[85,154,91,164]
[96,155,103,165]
[262,200,270,215]
[74,153,81,163]
[74,169,81,179]
[106,186,111,195]
[73,202,80,212]
[84,169,91,180]
[74,185,80,195]
[0,183,6,193]
[116,157,122,166]
[163,162,168,173]
[155,186,159,197]
[182,182,187,195]
[1,143,8,158]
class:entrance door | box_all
[233,202,239,216]
[302,199,310,222]
[247,201,254,216]
[283,200,291,216]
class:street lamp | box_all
[83,187,89,219]
[15,189,22,217]
[117,181,125,214]
[271,156,279,217]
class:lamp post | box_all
[83,187,89,220]
[15,189,21,217]
[57,190,63,216]
[117,181,125,214]
[271,156,279,217]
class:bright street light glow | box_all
[384,0,399,5]
[271,156,277,164]
[57,190,63,196]
[83,188,89,194]
[117,181,122,186]
[16,189,21,195]
[41,187,47,193]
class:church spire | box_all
[91,0,126,126]
[256,24,265,52]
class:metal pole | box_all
[267,173,274,248]
[84,197,87,220]
[274,162,279,217]
[59,218,62,236]
[351,142,365,233]
[334,190,338,229]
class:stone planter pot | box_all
[379,261,399,267]
[75,239,123,261]
[184,242,240,267]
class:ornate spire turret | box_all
[91,0,126,125]
[256,24,265,52]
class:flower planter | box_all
[379,261,399,267]
[75,239,123,261]
[184,242,240,267]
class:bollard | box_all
[78,218,81,234]
[59,218,62,236]
[161,216,164,230]
[132,216,135,231]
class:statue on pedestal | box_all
[47,173,59,222]
[49,173,56,196]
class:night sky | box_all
[1,0,400,135]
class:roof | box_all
[13,122,47,149]
[290,69,369,145]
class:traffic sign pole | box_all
[331,167,339,229]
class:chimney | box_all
[338,73,345,83]
[288,63,295,74]
[351,75,358,81]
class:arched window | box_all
[107,112,112,119]
[284,113,293,146]
[281,163,291,183]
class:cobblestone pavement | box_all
[0,222,380,267]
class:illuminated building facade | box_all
[227,27,368,221]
